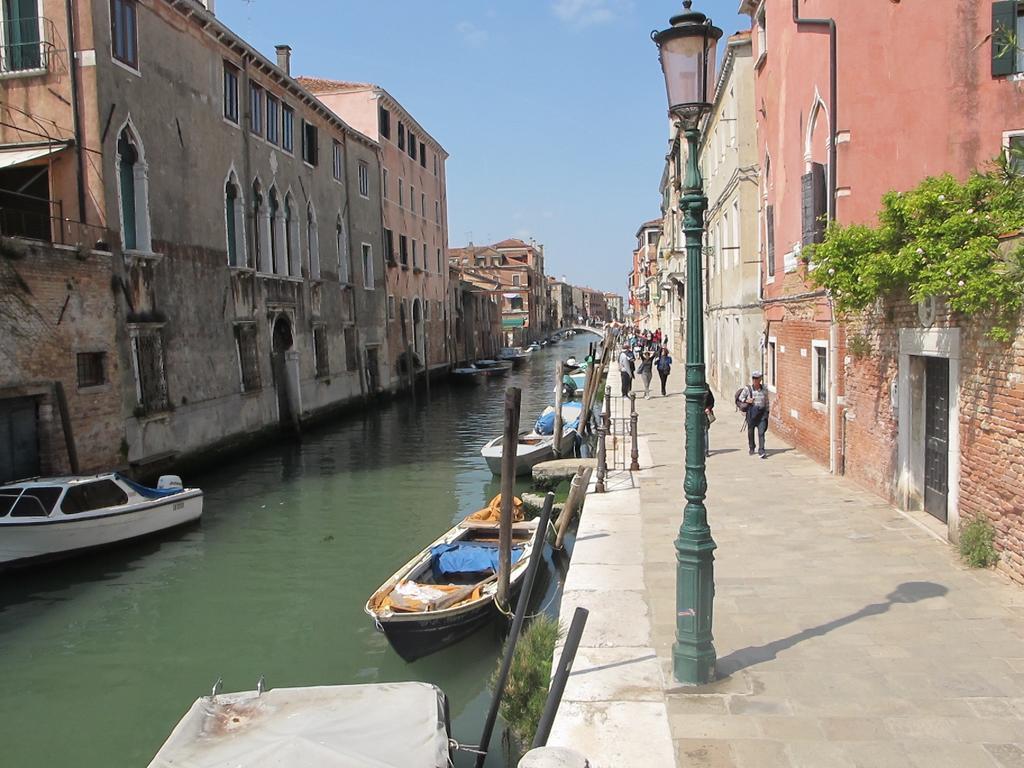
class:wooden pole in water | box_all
[497,386,522,610]
[552,359,564,458]
[424,331,431,398]
[406,343,417,404]
[555,466,593,550]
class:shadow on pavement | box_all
[714,581,949,677]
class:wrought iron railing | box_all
[0,190,109,249]
[0,17,55,74]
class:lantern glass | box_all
[657,29,717,113]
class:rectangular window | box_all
[755,2,766,64]
[382,168,389,199]
[387,295,395,320]
[398,121,405,151]
[399,234,409,266]
[411,238,417,269]
[111,0,138,69]
[1,0,42,72]
[344,326,358,371]
[302,120,318,165]
[419,142,427,168]
[332,140,343,181]
[249,83,263,135]
[266,94,279,144]
[408,131,417,160]
[1005,132,1024,175]
[223,62,239,123]
[437,248,442,273]
[76,352,106,388]
[767,338,777,390]
[410,186,416,214]
[423,298,430,320]
[766,204,776,277]
[813,341,827,405]
[435,200,440,224]
[233,325,260,392]
[282,105,294,152]
[384,228,395,263]
[421,193,426,218]
[433,154,438,176]
[132,332,169,413]
[357,161,369,197]
[992,1,1024,76]
[379,106,391,139]
[362,244,374,289]
[313,326,330,378]
[398,178,404,207]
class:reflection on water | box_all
[0,337,596,767]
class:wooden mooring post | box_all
[497,386,521,610]
[552,359,564,458]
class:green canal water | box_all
[0,337,597,767]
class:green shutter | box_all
[119,157,137,251]
[993,1,1019,77]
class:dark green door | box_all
[0,397,39,483]
[924,357,949,523]
[2,0,41,71]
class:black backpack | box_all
[734,387,750,413]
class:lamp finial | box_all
[683,0,693,8]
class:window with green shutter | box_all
[992,1,1022,77]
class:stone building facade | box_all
[0,0,389,480]
[298,79,450,385]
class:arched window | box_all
[307,203,320,280]
[269,187,281,274]
[252,178,269,272]
[117,124,150,252]
[285,192,299,276]
[336,214,350,284]
[225,173,247,267]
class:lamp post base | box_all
[673,530,717,685]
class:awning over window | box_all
[502,317,527,328]
[0,145,67,170]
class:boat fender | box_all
[157,475,184,490]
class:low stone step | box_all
[532,458,597,489]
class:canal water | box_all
[0,336,597,767]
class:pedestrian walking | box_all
[618,347,635,396]
[637,348,655,399]
[655,347,672,396]
[704,388,716,457]
[739,371,770,458]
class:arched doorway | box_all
[271,314,297,429]
[412,298,425,368]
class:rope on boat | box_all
[450,739,487,756]
[494,588,561,621]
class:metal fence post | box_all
[630,392,640,472]
[595,385,611,493]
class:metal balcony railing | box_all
[0,191,109,249]
[1,17,55,74]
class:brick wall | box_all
[843,296,1024,585]
[0,240,124,476]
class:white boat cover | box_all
[147,682,449,768]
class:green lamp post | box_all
[652,0,722,685]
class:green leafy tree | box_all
[808,163,1024,341]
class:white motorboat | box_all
[498,346,532,366]
[480,403,583,476]
[0,473,203,567]
[149,680,451,768]
[474,359,514,376]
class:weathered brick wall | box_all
[0,239,124,476]
[843,297,1024,585]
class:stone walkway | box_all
[547,364,1024,767]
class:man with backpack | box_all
[618,346,635,396]
[736,371,770,459]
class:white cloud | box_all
[551,0,628,27]
[456,21,488,48]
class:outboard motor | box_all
[157,475,184,490]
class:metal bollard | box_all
[629,392,640,472]
[595,413,607,494]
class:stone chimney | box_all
[275,45,292,76]
[199,0,215,13]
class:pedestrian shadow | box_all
[762,448,794,458]
[714,581,949,677]
[708,449,740,456]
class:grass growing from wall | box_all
[960,518,999,568]
[495,614,562,747]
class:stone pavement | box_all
[546,364,1024,768]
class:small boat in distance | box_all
[480,402,582,476]
[148,680,452,768]
[498,346,532,366]
[0,473,203,568]
[366,501,540,662]
[474,359,513,376]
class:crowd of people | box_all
[615,326,771,459]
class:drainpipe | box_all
[793,0,840,474]
[65,0,87,226]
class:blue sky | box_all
[216,1,749,295]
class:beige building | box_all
[700,32,761,398]
[0,0,389,479]
[299,79,450,384]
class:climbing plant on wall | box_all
[808,158,1024,341]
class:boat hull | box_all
[378,596,510,663]
[481,430,576,476]
[0,492,203,568]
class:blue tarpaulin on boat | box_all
[430,543,524,576]
[534,410,580,436]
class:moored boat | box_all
[474,359,513,376]
[148,680,452,768]
[366,502,540,662]
[479,403,582,476]
[0,473,203,568]
[498,346,532,366]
